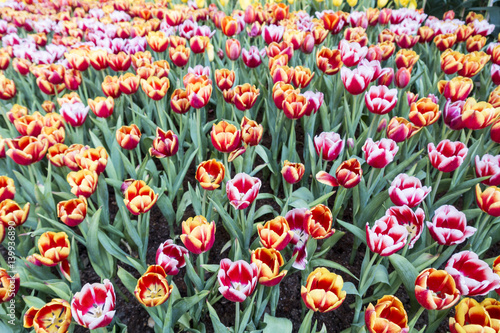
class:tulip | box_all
[169,45,190,67]
[65,50,90,71]
[441,100,465,131]
[225,38,241,61]
[186,82,212,109]
[266,42,293,61]
[57,197,87,227]
[241,117,263,146]
[378,41,395,60]
[316,47,343,75]
[459,51,491,78]
[233,84,260,111]
[180,215,216,254]
[492,64,500,86]
[476,154,500,186]
[339,40,367,67]
[170,89,191,114]
[434,33,457,51]
[59,102,89,127]
[418,26,435,43]
[75,147,108,175]
[409,98,440,127]
[385,205,424,248]
[388,174,431,208]
[449,298,496,333]
[24,299,72,332]
[226,173,261,210]
[445,251,500,296]
[0,176,15,202]
[14,113,44,137]
[395,49,419,70]
[41,100,55,113]
[221,16,238,37]
[284,208,311,270]
[476,185,500,217]
[282,91,309,119]
[337,158,362,188]
[0,268,19,303]
[71,279,116,329]
[135,265,173,307]
[257,216,293,251]
[428,140,468,173]
[123,180,158,215]
[196,159,225,191]
[364,85,397,115]
[272,82,296,110]
[101,76,122,99]
[0,199,29,228]
[366,214,408,256]
[6,136,48,166]
[365,295,409,333]
[377,67,394,86]
[386,117,420,142]
[214,69,235,91]
[481,298,500,330]
[493,119,500,143]
[67,170,98,198]
[345,27,368,47]
[218,258,258,302]
[141,76,170,101]
[116,125,141,150]
[262,24,285,44]
[302,91,324,116]
[440,50,464,75]
[363,138,399,168]
[466,35,487,53]
[438,77,473,102]
[251,247,287,286]
[292,66,315,89]
[304,204,334,239]
[427,205,476,246]
[47,143,68,167]
[301,267,346,313]
[341,65,374,95]
[242,46,265,68]
[147,31,170,53]
[155,239,188,275]
[31,231,70,267]
[414,268,460,310]
[89,49,108,71]
[281,160,305,184]
[211,121,241,153]
[462,98,500,130]
[271,65,294,85]
[395,67,411,89]
[150,128,178,158]
[63,144,88,171]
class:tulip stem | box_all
[156,100,166,130]
[202,190,207,217]
[464,128,473,146]
[223,153,230,180]
[234,301,240,333]
[408,306,426,331]
[429,171,443,207]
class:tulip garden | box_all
[1,0,500,331]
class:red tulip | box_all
[443,100,466,131]
[257,216,293,251]
[180,216,216,254]
[476,185,500,217]
[71,279,116,329]
[150,128,179,158]
[364,85,398,115]
[211,121,241,153]
[388,173,431,208]
[446,251,500,296]
[339,40,367,67]
[306,204,334,240]
[225,38,241,61]
[242,46,265,68]
[386,117,421,143]
[395,67,411,89]
[427,205,476,246]
[337,158,362,188]
[226,173,261,210]
[386,205,425,248]
[475,154,500,186]
[218,258,258,302]
[366,215,408,256]
[155,239,188,275]
[285,208,311,270]
[340,65,374,95]
[281,160,305,184]
[362,138,399,169]
[428,140,468,173]
[414,268,460,310]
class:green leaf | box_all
[171,290,209,325]
[263,314,293,333]
[184,255,204,291]
[336,219,366,245]
[389,254,418,303]
[206,301,229,333]
[310,258,358,280]
[297,309,314,333]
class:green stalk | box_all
[234,302,240,333]
[408,306,426,331]
[429,171,443,206]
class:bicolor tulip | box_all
[0,199,29,228]
[123,180,158,215]
[170,89,191,114]
[449,298,496,333]
[233,84,259,111]
[306,204,335,239]
[24,299,72,333]
[31,231,70,267]
[340,65,374,95]
[475,154,500,186]
[409,97,440,127]
[414,268,460,310]
[88,96,114,119]
[180,215,216,254]
[366,215,408,256]
[388,174,430,208]
[218,258,258,302]
[257,216,293,251]
[386,205,424,248]
[365,295,409,333]
[281,160,305,184]
[196,159,225,191]
[251,247,287,287]
[462,98,500,130]
[0,176,15,202]
[339,40,367,67]
[116,125,141,150]
[214,69,235,91]
[71,279,116,329]
[67,170,98,198]
[135,265,173,307]
[211,121,241,153]
[226,173,261,210]
[363,138,399,168]
[438,76,473,102]
[476,185,500,217]
[57,197,87,227]
[364,85,398,115]
[428,140,468,173]
[0,268,19,303]
[427,205,475,246]
[316,47,343,75]
[241,117,263,146]
[155,239,188,275]
[301,267,346,313]
[75,147,108,174]
[443,100,466,130]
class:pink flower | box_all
[443,100,466,131]
[377,67,394,86]
[262,24,284,44]
[363,138,399,168]
[242,46,265,68]
[365,85,398,115]
[426,205,476,246]
[226,173,261,210]
[492,64,500,85]
[339,40,367,67]
[445,251,500,296]
[155,239,189,275]
[428,140,468,173]
[388,173,431,208]
[366,215,409,256]
[285,208,311,270]
[59,102,89,127]
[218,258,258,302]
[303,91,324,116]
[340,65,374,95]
[386,205,425,248]
[475,154,500,186]
[349,11,368,29]
[71,279,116,329]
[359,59,382,81]
[314,131,344,161]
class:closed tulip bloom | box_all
[0,268,19,303]
[47,143,68,168]
[14,113,44,137]
[341,65,374,95]
[67,170,98,198]
[71,279,116,329]
[492,119,500,143]
[0,176,15,202]
[181,215,216,254]
[89,49,108,71]
[339,40,367,67]
[492,64,500,86]
[282,91,309,119]
[366,45,383,62]
[459,51,491,78]
[301,267,346,313]
[363,138,399,168]
[141,76,170,101]
[226,173,261,210]
[65,50,90,71]
[365,295,409,333]
[366,215,408,256]
[32,231,70,267]
[63,144,88,171]
[87,96,114,119]
[41,100,56,113]
[292,66,315,88]
[257,216,293,250]
[427,205,476,246]
[316,47,343,75]
[266,42,294,61]
[395,49,419,70]
[388,174,431,208]
[135,265,173,307]
[418,26,435,43]
[272,82,295,110]
[147,31,169,53]
[306,204,335,239]
[365,85,398,115]
[24,299,72,333]
[218,258,258,302]
[466,35,487,53]
[60,102,89,127]
[186,82,212,109]
[440,50,464,75]
[442,100,466,131]
[57,197,87,227]
[434,33,457,51]
[415,268,460,310]
[226,39,241,61]
[242,46,265,68]
[101,75,121,99]
[241,117,263,146]
[345,27,368,47]
[169,45,190,67]
[450,298,496,333]
[271,65,294,85]
[233,84,259,111]
[251,247,287,286]
[75,147,108,175]
[476,154,500,186]
[155,239,188,275]
[211,121,241,153]
[395,67,411,89]
[428,140,468,173]
[6,136,48,166]
[118,73,141,95]
[221,16,238,37]
[116,125,141,150]
[195,159,225,190]
[462,98,500,130]
[0,199,29,228]
[338,158,362,188]
[150,128,178,158]
[214,69,235,91]
[377,67,394,86]
[377,41,395,61]
[409,98,440,127]
[123,180,158,215]
[476,185,500,217]
[167,89,189,114]
[281,160,305,184]
[386,117,420,142]
[438,77,473,102]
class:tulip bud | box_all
[395,67,411,88]
[150,128,178,158]
[226,173,261,210]
[57,197,87,227]
[116,124,141,150]
[427,205,475,246]
[241,117,263,146]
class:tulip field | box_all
[1,0,500,331]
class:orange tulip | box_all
[415,268,460,310]
[365,295,408,333]
[6,136,48,165]
[63,144,87,171]
[251,247,287,287]
[118,73,141,95]
[75,146,108,174]
[434,33,457,51]
[57,197,87,227]
[395,49,419,70]
[41,100,55,113]
[153,60,170,79]
[462,98,500,130]
[0,75,16,100]
[141,76,170,101]
[116,124,141,150]
[316,47,343,75]
[135,265,173,307]
[449,298,496,333]
[221,16,238,37]
[0,199,29,228]
[301,267,346,313]
[378,29,396,43]
[0,176,15,202]
[257,216,294,251]
[232,84,259,111]
[14,113,44,137]
[456,24,474,42]
[458,51,490,78]
[214,69,235,91]
[170,88,191,114]
[102,75,122,99]
[438,76,473,102]
[67,169,98,198]
[466,35,486,53]
[418,26,435,43]
[47,143,68,167]
[23,299,72,332]
[241,117,263,146]
[211,121,241,153]
[123,180,158,215]
[88,96,114,118]
[31,231,70,267]
[180,215,216,254]
[476,185,500,217]
[283,91,309,120]
[39,126,65,147]
[292,66,315,88]
[147,31,169,53]
[306,204,334,239]
[481,298,500,331]
[0,268,19,303]
[195,159,225,191]
[409,98,441,127]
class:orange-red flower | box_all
[186,80,212,109]
[211,121,241,153]
[0,268,19,303]
[195,159,225,191]
[135,265,173,307]
[365,296,408,333]
[458,51,490,78]
[306,204,334,239]
[116,124,141,150]
[65,49,90,71]
[434,33,457,51]
[221,16,238,37]
[119,73,141,95]
[89,49,108,70]
[14,113,44,137]
[415,268,460,310]
[257,216,293,251]
[67,169,98,198]
[6,136,48,165]
[281,160,305,184]
[251,247,287,287]
[466,35,487,53]
[57,197,87,227]
[301,267,346,313]
[31,231,70,267]
[150,128,178,158]
[395,49,419,70]
[141,76,170,101]
[476,185,500,217]
[316,47,343,75]
[102,75,122,99]
[449,298,496,333]
[169,45,190,67]
[147,31,170,53]
[418,26,435,43]
[462,98,500,130]
[233,84,260,111]
[170,88,191,114]
[283,91,309,120]
[47,143,68,167]
[23,299,72,332]
[409,97,441,127]
[153,60,170,79]
[438,76,473,102]
[0,199,29,228]
[214,69,235,91]
[241,117,263,146]
[123,180,158,215]
[456,24,475,42]
[41,100,55,113]
[0,176,15,203]
[180,215,216,254]
[0,75,16,100]
[292,66,315,88]
[75,146,108,174]
[88,96,114,118]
